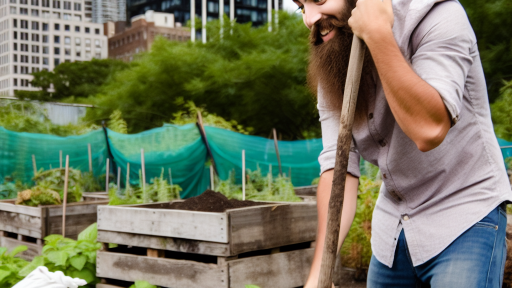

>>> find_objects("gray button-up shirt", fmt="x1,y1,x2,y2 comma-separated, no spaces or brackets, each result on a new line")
318,0,512,267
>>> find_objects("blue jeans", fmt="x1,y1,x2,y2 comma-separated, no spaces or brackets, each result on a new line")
367,204,508,288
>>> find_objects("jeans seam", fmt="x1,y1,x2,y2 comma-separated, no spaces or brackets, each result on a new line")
484,218,499,288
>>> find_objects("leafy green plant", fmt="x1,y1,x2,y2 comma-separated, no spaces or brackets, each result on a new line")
19,223,102,288
129,280,159,288
216,167,301,202
108,110,128,134
491,80,512,141
15,186,62,206
0,246,30,287
34,168,84,203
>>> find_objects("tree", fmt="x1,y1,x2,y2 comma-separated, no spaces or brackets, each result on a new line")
86,12,318,140
16,59,130,101
459,0,512,103
491,80,512,141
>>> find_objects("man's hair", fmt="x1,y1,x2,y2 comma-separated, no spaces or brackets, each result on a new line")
307,0,375,125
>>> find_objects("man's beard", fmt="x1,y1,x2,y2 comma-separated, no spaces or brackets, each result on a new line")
307,5,375,125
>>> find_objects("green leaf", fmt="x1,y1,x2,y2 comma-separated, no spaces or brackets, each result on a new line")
131,280,157,288
44,234,64,244
18,256,44,277
108,243,118,249
70,267,96,283
78,223,97,242
69,254,87,271
46,250,69,266
0,247,7,256
9,245,27,257
245,285,261,288
0,269,11,282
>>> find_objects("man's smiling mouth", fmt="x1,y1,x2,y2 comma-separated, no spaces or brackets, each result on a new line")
320,28,336,42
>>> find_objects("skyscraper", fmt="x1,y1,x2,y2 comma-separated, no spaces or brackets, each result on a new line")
92,0,126,23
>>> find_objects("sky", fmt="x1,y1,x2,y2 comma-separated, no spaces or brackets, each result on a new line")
283,0,299,13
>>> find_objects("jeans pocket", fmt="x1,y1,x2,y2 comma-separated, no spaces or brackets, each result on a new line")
473,221,498,229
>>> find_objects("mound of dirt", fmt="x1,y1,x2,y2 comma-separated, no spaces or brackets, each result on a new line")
169,190,265,212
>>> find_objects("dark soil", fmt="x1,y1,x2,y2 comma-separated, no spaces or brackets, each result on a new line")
169,190,265,212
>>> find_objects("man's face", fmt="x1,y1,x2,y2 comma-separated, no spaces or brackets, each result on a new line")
293,0,347,44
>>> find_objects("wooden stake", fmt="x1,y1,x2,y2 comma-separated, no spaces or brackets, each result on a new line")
126,163,130,188
59,150,62,168
105,159,109,193
117,167,121,188
272,128,283,176
88,143,93,173
318,35,366,288
31,154,37,177
141,149,146,191
242,150,245,201
168,168,173,187
210,165,214,191
268,164,272,191
62,155,69,237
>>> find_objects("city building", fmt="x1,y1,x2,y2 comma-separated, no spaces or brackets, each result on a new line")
126,0,282,28
106,10,190,62
91,0,126,24
0,0,108,96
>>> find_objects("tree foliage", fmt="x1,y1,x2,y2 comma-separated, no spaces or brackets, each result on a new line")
459,0,512,102
491,80,512,141
16,59,130,101
85,13,317,139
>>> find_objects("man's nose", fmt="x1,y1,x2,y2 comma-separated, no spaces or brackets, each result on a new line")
303,4,322,30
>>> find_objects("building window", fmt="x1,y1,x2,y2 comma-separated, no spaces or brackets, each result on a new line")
20,20,28,29
21,44,28,51
21,55,28,63
63,13,70,19
74,14,81,21
52,11,60,18
42,35,48,42
31,45,39,52
64,36,70,44
43,57,48,65
20,8,28,14
54,58,59,66
13,78,17,86
32,56,39,63
20,0,27,4
95,28,99,35
13,31,17,40
85,38,90,46
94,39,100,47
13,43,17,51
10,6,17,14
74,26,79,32
21,32,28,40
64,24,69,31
85,27,89,33
31,0,38,5
42,46,48,53
31,21,39,30
52,0,59,8
31,34,39,41
10,0,16,3
54,35,59,43
41,0,49,6
31,9,38,16
76,51,80,57
65,48,70,55
54,23,59,30
42,10,49,17
95,52,101,58
73,2,80,10
13,19,17,28
13,54,17,62
63,1,70,9
54,47,59,54
75,37,80,45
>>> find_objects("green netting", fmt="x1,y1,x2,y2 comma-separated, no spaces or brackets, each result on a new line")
0,127,108,184
205,126,323,187
107,124,209,198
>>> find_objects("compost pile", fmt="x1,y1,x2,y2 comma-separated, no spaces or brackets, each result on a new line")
170,190,265,212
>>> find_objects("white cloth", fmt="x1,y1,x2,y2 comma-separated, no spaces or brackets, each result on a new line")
13,266,87,288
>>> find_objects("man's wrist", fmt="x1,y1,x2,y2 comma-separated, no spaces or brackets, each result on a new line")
363,26,394,49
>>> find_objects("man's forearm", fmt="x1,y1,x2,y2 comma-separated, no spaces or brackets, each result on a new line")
365,28,450,151
305,170,359,288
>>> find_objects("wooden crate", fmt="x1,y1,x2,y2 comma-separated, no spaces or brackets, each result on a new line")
0,199,108,260
96,201,327,287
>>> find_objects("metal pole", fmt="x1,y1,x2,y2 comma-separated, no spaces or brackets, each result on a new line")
267,0,272,32
191,0,195,42
210,165,214,190
219,0,224,39
202,0,207,43
229,0,234,34
272,128,283,176
141,149,146,191
61,155,69,237
88,143,93,172
273,0,278,30
105,158,109,193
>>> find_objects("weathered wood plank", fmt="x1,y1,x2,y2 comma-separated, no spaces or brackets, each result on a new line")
0,236,42,261
97,230,231,256
0,211,43,238
96,284,123,288
96,251,228,288
47,201,107,216
228,247,314,288
0,202,42,217
228,202,318,255
97,206,229,243
295,185,318,197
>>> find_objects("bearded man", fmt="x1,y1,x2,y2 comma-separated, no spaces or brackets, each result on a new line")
295,0,512,287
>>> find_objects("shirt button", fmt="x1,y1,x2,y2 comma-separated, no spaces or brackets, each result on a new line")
402,215,410,221
379,140,386,147
383,173,387,179
369,113,374,119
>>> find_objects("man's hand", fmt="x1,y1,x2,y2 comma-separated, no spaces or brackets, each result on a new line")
348,0,394,42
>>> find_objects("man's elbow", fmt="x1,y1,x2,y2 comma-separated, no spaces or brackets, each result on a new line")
415,123,450,152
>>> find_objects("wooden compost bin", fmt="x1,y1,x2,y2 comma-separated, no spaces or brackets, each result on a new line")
0,199,108,260
96,201,345,288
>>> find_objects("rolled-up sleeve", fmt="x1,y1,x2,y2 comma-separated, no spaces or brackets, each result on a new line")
317,88,361,177
410,1,476,126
